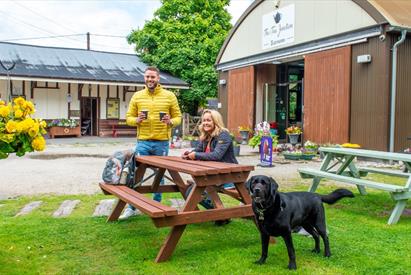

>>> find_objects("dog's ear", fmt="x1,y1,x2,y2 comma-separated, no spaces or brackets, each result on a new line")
245,176,255,193
269,177,279,198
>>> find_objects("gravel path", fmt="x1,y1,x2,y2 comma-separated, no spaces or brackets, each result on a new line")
0,138,322,199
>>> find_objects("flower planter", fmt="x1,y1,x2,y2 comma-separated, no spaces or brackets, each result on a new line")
283,153,301,160
300,154,316,160
239,130,250,145
49,126,81,138
287,134,300,145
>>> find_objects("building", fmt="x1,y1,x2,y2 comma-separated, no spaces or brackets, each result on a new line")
0,42,188,136
216,0,411,151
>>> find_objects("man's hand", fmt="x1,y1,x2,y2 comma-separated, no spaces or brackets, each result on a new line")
161,114,173,125
136,111,146,123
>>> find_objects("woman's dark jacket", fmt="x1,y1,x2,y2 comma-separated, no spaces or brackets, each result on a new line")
193,130,238,164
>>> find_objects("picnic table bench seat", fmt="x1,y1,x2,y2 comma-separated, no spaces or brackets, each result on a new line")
100,183,178,221
299,168,408,193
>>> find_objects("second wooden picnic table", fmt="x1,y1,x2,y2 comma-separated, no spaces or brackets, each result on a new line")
100,156,255,262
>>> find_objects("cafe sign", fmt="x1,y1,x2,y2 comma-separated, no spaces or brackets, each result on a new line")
262,4,295,50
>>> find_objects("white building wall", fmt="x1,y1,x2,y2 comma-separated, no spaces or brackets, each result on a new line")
220,0,378,63
32,81,68,119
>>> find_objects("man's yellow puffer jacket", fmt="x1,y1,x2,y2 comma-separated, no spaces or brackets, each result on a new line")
126,85,181,141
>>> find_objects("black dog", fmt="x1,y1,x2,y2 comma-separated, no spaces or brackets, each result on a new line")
246,175,354,270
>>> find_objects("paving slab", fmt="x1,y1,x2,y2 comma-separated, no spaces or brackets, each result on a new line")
93,199,116,217
53,200,80,217
16,201,42,216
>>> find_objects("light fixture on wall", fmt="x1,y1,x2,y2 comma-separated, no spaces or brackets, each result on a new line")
357,54,372,64
219,79,227,85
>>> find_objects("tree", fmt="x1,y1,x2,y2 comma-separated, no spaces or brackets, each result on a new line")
128,0,232,114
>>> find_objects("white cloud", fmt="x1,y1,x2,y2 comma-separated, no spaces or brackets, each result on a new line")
0,0,252,54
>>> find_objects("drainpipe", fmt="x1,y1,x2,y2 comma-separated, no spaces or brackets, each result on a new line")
389,29,407,152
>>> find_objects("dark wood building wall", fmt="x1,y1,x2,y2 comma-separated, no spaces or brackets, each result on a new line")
394,34,411,151
350,36,391,151
227,66,255,132
304,46,351,144
218,71,229,124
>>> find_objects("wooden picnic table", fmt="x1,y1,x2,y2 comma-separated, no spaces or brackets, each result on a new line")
100,156,255,262
298,147,411,224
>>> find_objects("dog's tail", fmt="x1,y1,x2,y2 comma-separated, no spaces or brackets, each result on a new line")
320,188,354,204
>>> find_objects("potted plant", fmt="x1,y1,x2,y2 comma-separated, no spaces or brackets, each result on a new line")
238,125,251,145
0,97,47,159
285,125,302,145
48,118,81,138
248,121,278,151
282,150,303,160
303,140,318,154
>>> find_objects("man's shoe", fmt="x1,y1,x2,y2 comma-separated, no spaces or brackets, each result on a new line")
119,208,138,220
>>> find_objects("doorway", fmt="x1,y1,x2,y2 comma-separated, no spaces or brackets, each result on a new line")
80,97,99,136
263,61,304,141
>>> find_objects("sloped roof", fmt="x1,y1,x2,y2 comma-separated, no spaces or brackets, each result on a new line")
0,42,189,88
369,0,411,29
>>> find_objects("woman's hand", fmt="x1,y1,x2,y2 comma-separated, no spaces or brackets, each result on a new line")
187,152,196,160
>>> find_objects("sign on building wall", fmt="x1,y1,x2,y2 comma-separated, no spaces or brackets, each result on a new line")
106,98,119,119
262,4,295,50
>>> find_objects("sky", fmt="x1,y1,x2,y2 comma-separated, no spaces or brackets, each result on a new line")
0,0,253,54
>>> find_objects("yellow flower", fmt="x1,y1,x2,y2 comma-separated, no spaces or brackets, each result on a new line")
14,97,25,106
31,136,46,151
14,109,23,118
5,120,18,133
19,118,34,132
39,120,47,129
28,124,39,137
0,133,15,143
24,101,35,115
0,105,11,118
0,100,5,106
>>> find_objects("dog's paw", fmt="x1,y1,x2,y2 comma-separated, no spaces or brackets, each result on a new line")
288,262,297,270
311,248,320,254
254,258,266,265
324,252,331,258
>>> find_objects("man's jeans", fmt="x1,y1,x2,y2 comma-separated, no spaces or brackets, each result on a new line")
128,140,169,211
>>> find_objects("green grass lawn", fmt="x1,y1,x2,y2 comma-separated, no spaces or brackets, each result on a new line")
1,179,410,274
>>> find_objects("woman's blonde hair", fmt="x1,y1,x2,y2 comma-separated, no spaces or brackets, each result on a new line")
198,109,228,141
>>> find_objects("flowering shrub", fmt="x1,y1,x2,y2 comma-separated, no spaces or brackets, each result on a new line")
48,118,79,128
248,121,278,149
238,125,251,132
285,125,302,135
0,97,47,159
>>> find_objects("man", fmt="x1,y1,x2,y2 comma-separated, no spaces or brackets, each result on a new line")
120,66,182,220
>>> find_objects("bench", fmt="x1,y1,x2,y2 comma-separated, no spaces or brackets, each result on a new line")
100,183,178,221
108,121,136,137
298,147,411,225
299,168,408,193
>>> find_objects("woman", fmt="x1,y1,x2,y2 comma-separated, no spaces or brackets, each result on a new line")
182,109,237,225
183,109,237,165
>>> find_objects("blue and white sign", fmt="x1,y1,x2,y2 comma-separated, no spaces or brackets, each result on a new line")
262,4,295,50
